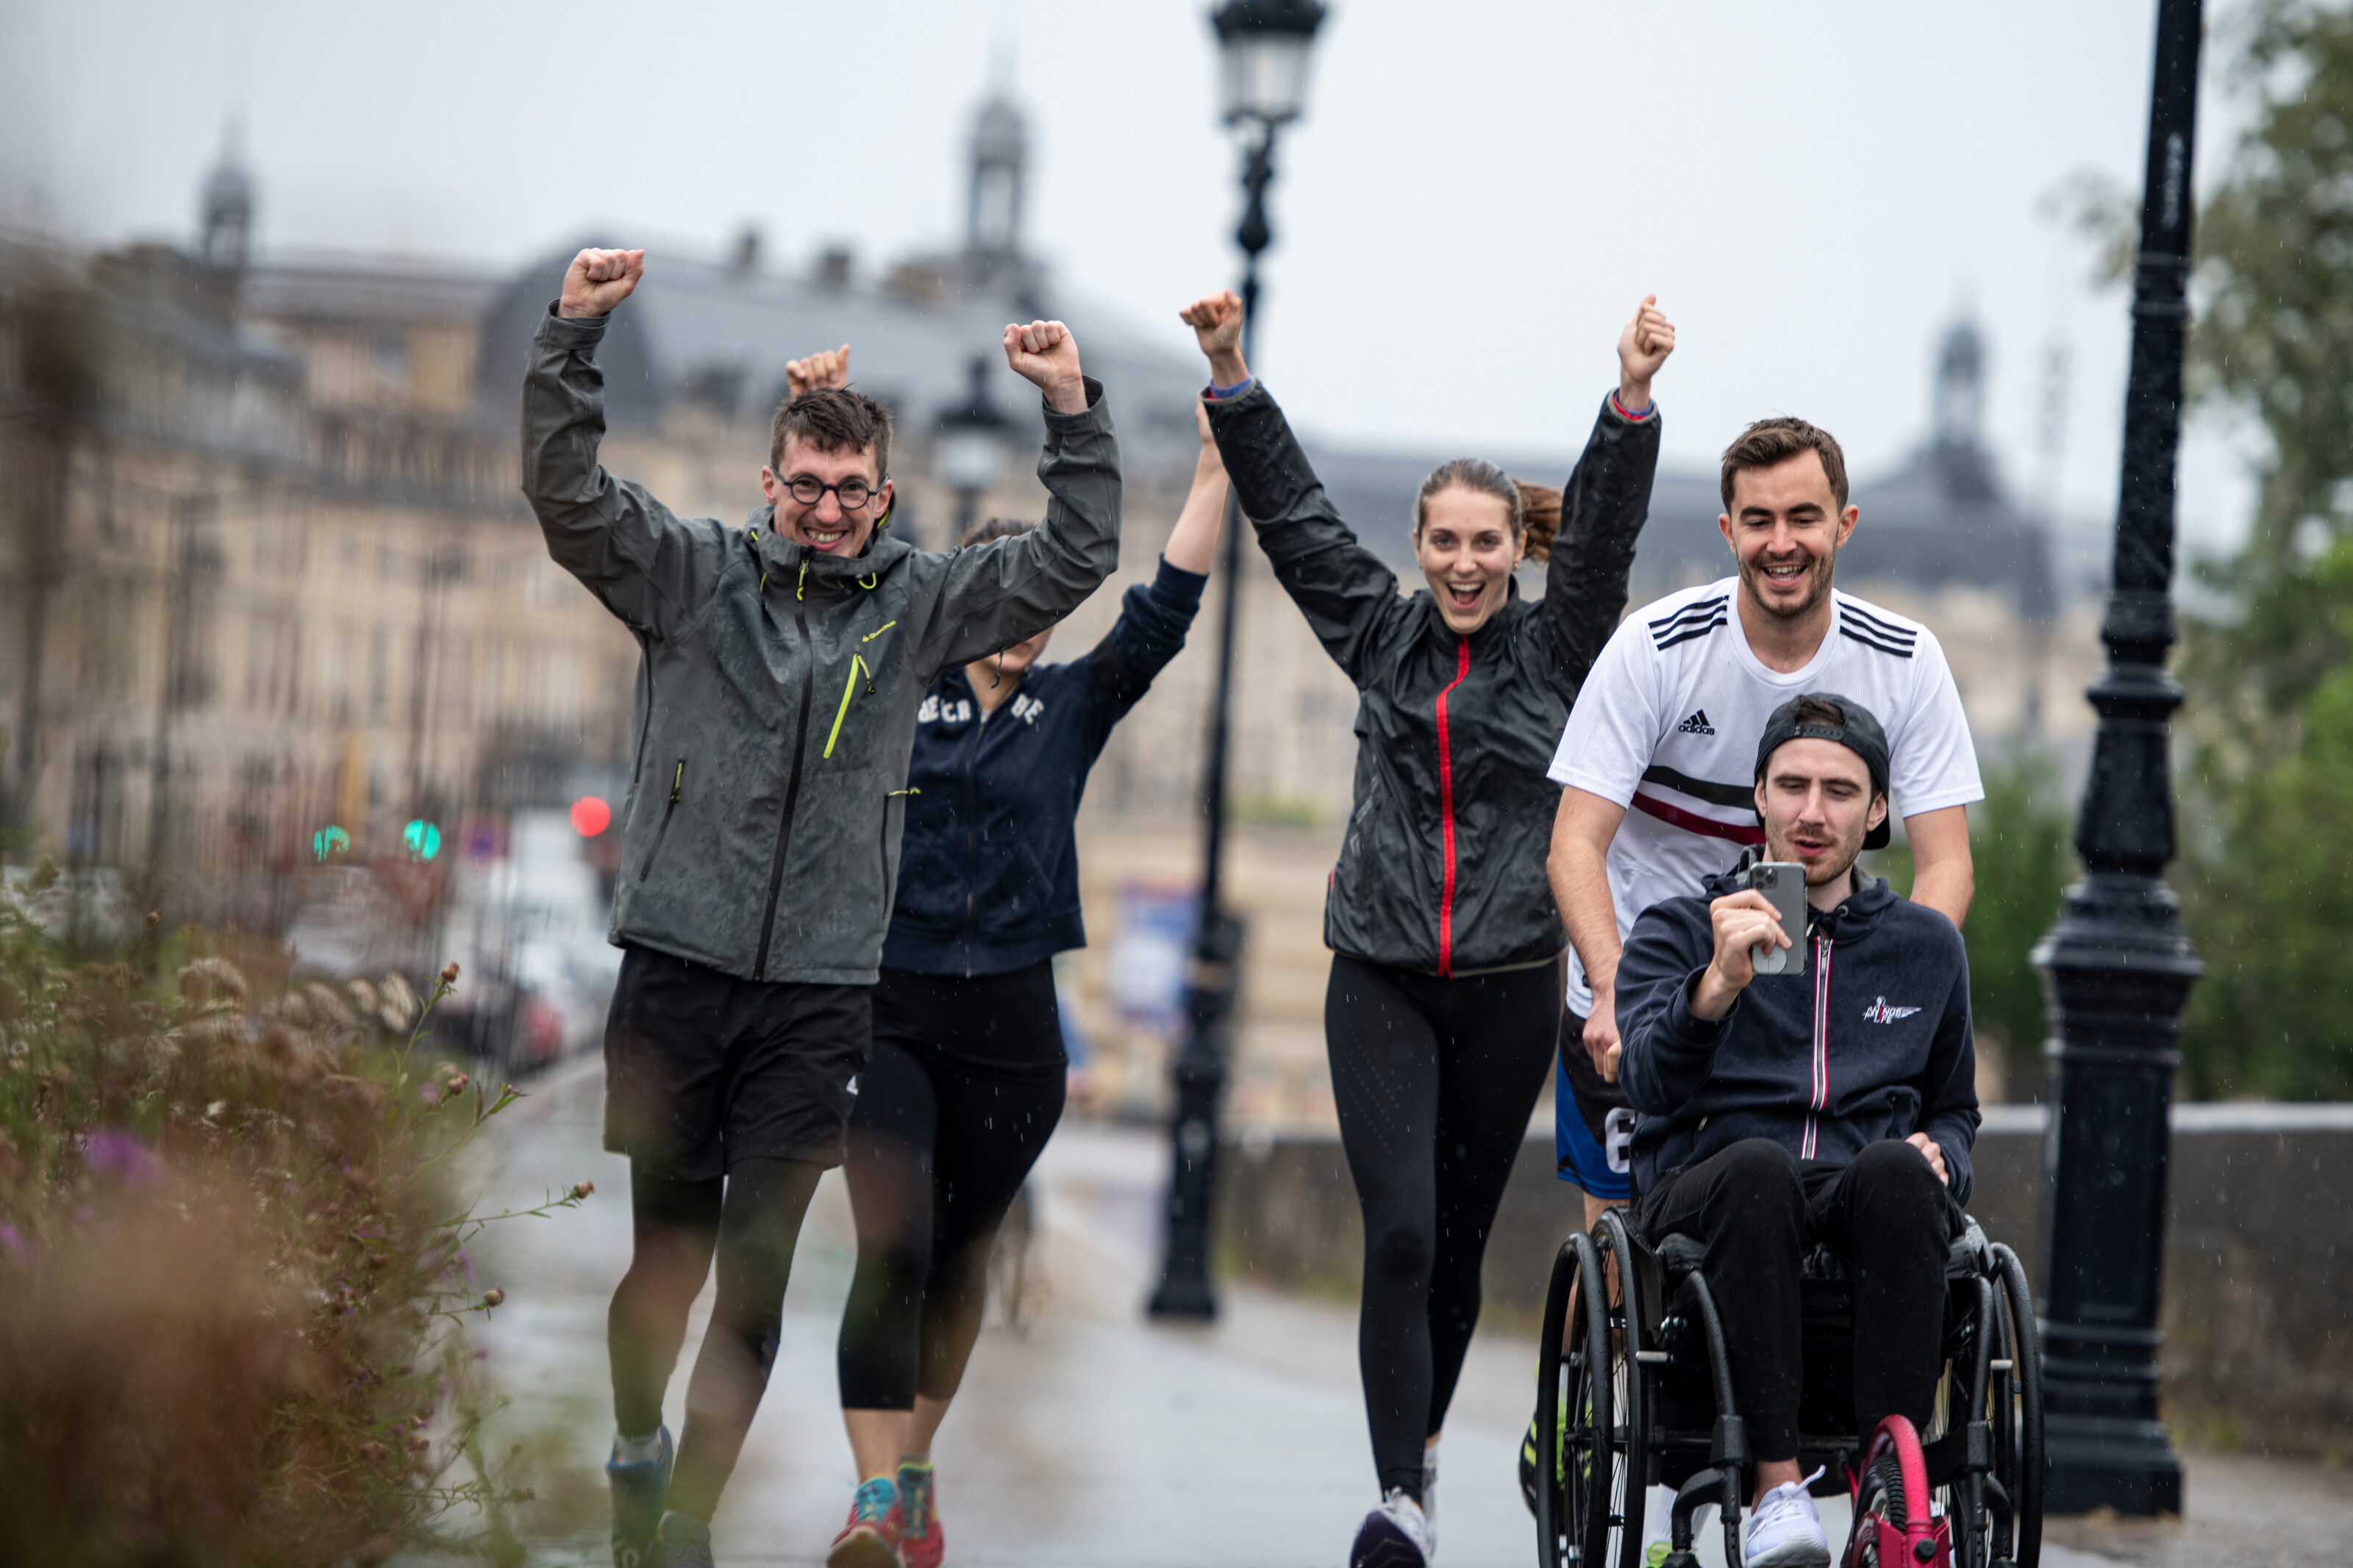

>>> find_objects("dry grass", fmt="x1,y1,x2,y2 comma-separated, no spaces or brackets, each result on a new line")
0,870,588,1565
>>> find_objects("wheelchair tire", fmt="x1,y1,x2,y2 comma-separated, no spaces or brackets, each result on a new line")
1843,1415,1948,1568
1535,1222,1648,1568
1988,1243,2044,1568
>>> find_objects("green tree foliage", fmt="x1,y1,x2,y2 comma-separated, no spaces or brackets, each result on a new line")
2177,540,2353,1099
1874,754,2075,1103
1962,757,2077,1099
2159,1,2353,1097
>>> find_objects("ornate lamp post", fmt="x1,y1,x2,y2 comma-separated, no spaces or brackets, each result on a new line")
2029,0,2204,1517
1148,0,1327,1321
934,354,1010,545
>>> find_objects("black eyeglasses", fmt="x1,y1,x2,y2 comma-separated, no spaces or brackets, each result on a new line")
782,474,885,511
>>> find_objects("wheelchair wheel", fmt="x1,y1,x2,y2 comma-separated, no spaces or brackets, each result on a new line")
1843,1415,1949,1568
1535,1222,1647,1568
1987,1243,2044,1568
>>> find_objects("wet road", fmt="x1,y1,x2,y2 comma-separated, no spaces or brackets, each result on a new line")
468,1056,2349,1568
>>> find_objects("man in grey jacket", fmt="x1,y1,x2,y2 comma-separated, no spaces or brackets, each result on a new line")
525,247,1121,1568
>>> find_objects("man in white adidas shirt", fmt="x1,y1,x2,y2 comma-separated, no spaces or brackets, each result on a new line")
1544,415,1981,1225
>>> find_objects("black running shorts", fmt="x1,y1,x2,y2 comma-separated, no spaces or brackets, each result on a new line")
602,945,871,1181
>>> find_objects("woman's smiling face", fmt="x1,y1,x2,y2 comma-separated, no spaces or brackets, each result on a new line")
1414,484,1524,634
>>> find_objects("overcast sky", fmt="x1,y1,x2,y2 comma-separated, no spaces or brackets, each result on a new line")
1,0,2263,561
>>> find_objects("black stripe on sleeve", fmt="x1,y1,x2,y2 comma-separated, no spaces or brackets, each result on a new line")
1648,594,1729,633
1653,611,1729,651
1838,601,1920,645
1838,625,1916,659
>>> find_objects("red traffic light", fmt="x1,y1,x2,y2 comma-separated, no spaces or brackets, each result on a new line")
570,796,613,837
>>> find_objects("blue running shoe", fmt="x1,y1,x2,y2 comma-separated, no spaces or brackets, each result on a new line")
651,1511,714,1568
607,1427,674,1568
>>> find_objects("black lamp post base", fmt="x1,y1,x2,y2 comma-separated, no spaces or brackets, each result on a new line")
2044,1417,2183,1517
1146,1275,1220,1321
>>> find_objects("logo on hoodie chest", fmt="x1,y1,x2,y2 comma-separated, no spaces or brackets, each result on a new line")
1861,996,1922,1023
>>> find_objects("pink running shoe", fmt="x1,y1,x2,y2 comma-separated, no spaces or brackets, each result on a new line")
826,1477,902,1568
896,1460,943,1568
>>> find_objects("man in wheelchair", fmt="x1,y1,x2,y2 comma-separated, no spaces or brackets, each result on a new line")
1614,692,1979,1568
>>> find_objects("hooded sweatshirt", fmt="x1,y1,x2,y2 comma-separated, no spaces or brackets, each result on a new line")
1614,855,1980,1202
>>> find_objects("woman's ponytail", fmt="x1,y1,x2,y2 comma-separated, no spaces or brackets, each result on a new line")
1515,482,1563,563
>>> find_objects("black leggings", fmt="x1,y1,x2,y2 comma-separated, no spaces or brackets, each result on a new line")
1325,953,1562,1500
1635,1137,1962,1461
835,963,1067,1411
607,1155,825,1522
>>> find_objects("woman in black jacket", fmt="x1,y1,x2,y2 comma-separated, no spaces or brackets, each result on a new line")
1180,290,1673,1568
821,373,1232,1568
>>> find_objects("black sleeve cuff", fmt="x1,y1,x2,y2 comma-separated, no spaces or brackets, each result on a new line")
1150,556,1209,612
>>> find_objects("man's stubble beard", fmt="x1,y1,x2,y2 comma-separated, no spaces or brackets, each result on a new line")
1740,540,1838,624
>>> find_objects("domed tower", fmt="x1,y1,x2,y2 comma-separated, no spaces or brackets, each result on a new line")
199,121,256,274
1932,318,1985,451
965,95,1026,269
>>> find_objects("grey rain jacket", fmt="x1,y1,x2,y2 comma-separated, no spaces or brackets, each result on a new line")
1203,382,1660,976
1614,857,1980,1202
521,307,1122,984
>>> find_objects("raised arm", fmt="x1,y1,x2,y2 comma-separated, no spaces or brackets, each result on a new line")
523,247,722,640
1180,290,1402,684
1077,404,1229,731
1613,898,1733,1118
921,321,1123,672
1531,296,1672,698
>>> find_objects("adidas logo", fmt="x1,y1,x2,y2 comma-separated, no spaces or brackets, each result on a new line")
1861,997,1922,1024
1674,709,1716,736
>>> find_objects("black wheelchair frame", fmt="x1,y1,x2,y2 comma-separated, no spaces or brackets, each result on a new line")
1534,1206,2044,1568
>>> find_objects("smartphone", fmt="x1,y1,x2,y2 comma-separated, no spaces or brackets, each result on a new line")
1743,861,1807,977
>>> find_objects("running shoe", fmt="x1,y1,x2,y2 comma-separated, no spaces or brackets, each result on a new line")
827,1476,903,1568
1742,1475,1831,1568
649,1511,714,1568
1421,1447,1438,1554
896,1459,943,1568
1349,1488,1434,1568
606,1425,674,1568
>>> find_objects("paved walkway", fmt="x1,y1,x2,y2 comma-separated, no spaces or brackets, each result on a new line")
468,1056,2345,1567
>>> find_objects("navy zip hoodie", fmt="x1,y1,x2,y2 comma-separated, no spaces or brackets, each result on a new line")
1615,859,1981,1203
880,557,1205,977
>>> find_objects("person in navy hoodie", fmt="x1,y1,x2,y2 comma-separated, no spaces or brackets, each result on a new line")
1614,692,1979,1568
811,348,1232,1568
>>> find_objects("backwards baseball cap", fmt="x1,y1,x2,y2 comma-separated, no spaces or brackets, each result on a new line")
1754,692,1893,850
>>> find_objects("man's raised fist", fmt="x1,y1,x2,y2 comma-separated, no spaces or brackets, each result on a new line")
560,248,646,319
787,343,851,396
1178,290,1249,390
1001,320,1088,415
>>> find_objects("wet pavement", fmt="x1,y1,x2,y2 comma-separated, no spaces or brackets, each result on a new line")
468,1055,2348,1567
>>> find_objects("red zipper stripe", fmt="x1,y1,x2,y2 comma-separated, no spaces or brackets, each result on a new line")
1434,639,1474,978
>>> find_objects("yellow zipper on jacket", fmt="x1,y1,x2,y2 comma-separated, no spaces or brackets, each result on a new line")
824,654,874,759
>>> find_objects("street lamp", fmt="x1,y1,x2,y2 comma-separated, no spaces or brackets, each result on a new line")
2029,0,2204,1517
934,354,1010,545
1148,0,1328,1322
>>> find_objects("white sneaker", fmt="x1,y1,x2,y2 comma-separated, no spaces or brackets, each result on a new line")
1349,1487,1435,1567
1421,1447,1438,1553
1743,1475,1832,1568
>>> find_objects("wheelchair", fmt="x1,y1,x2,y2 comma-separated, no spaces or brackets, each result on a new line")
1533,1202,2043,1568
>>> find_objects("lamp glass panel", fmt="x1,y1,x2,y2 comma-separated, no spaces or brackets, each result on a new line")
1220,34,1312,123
938,429,1005,491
